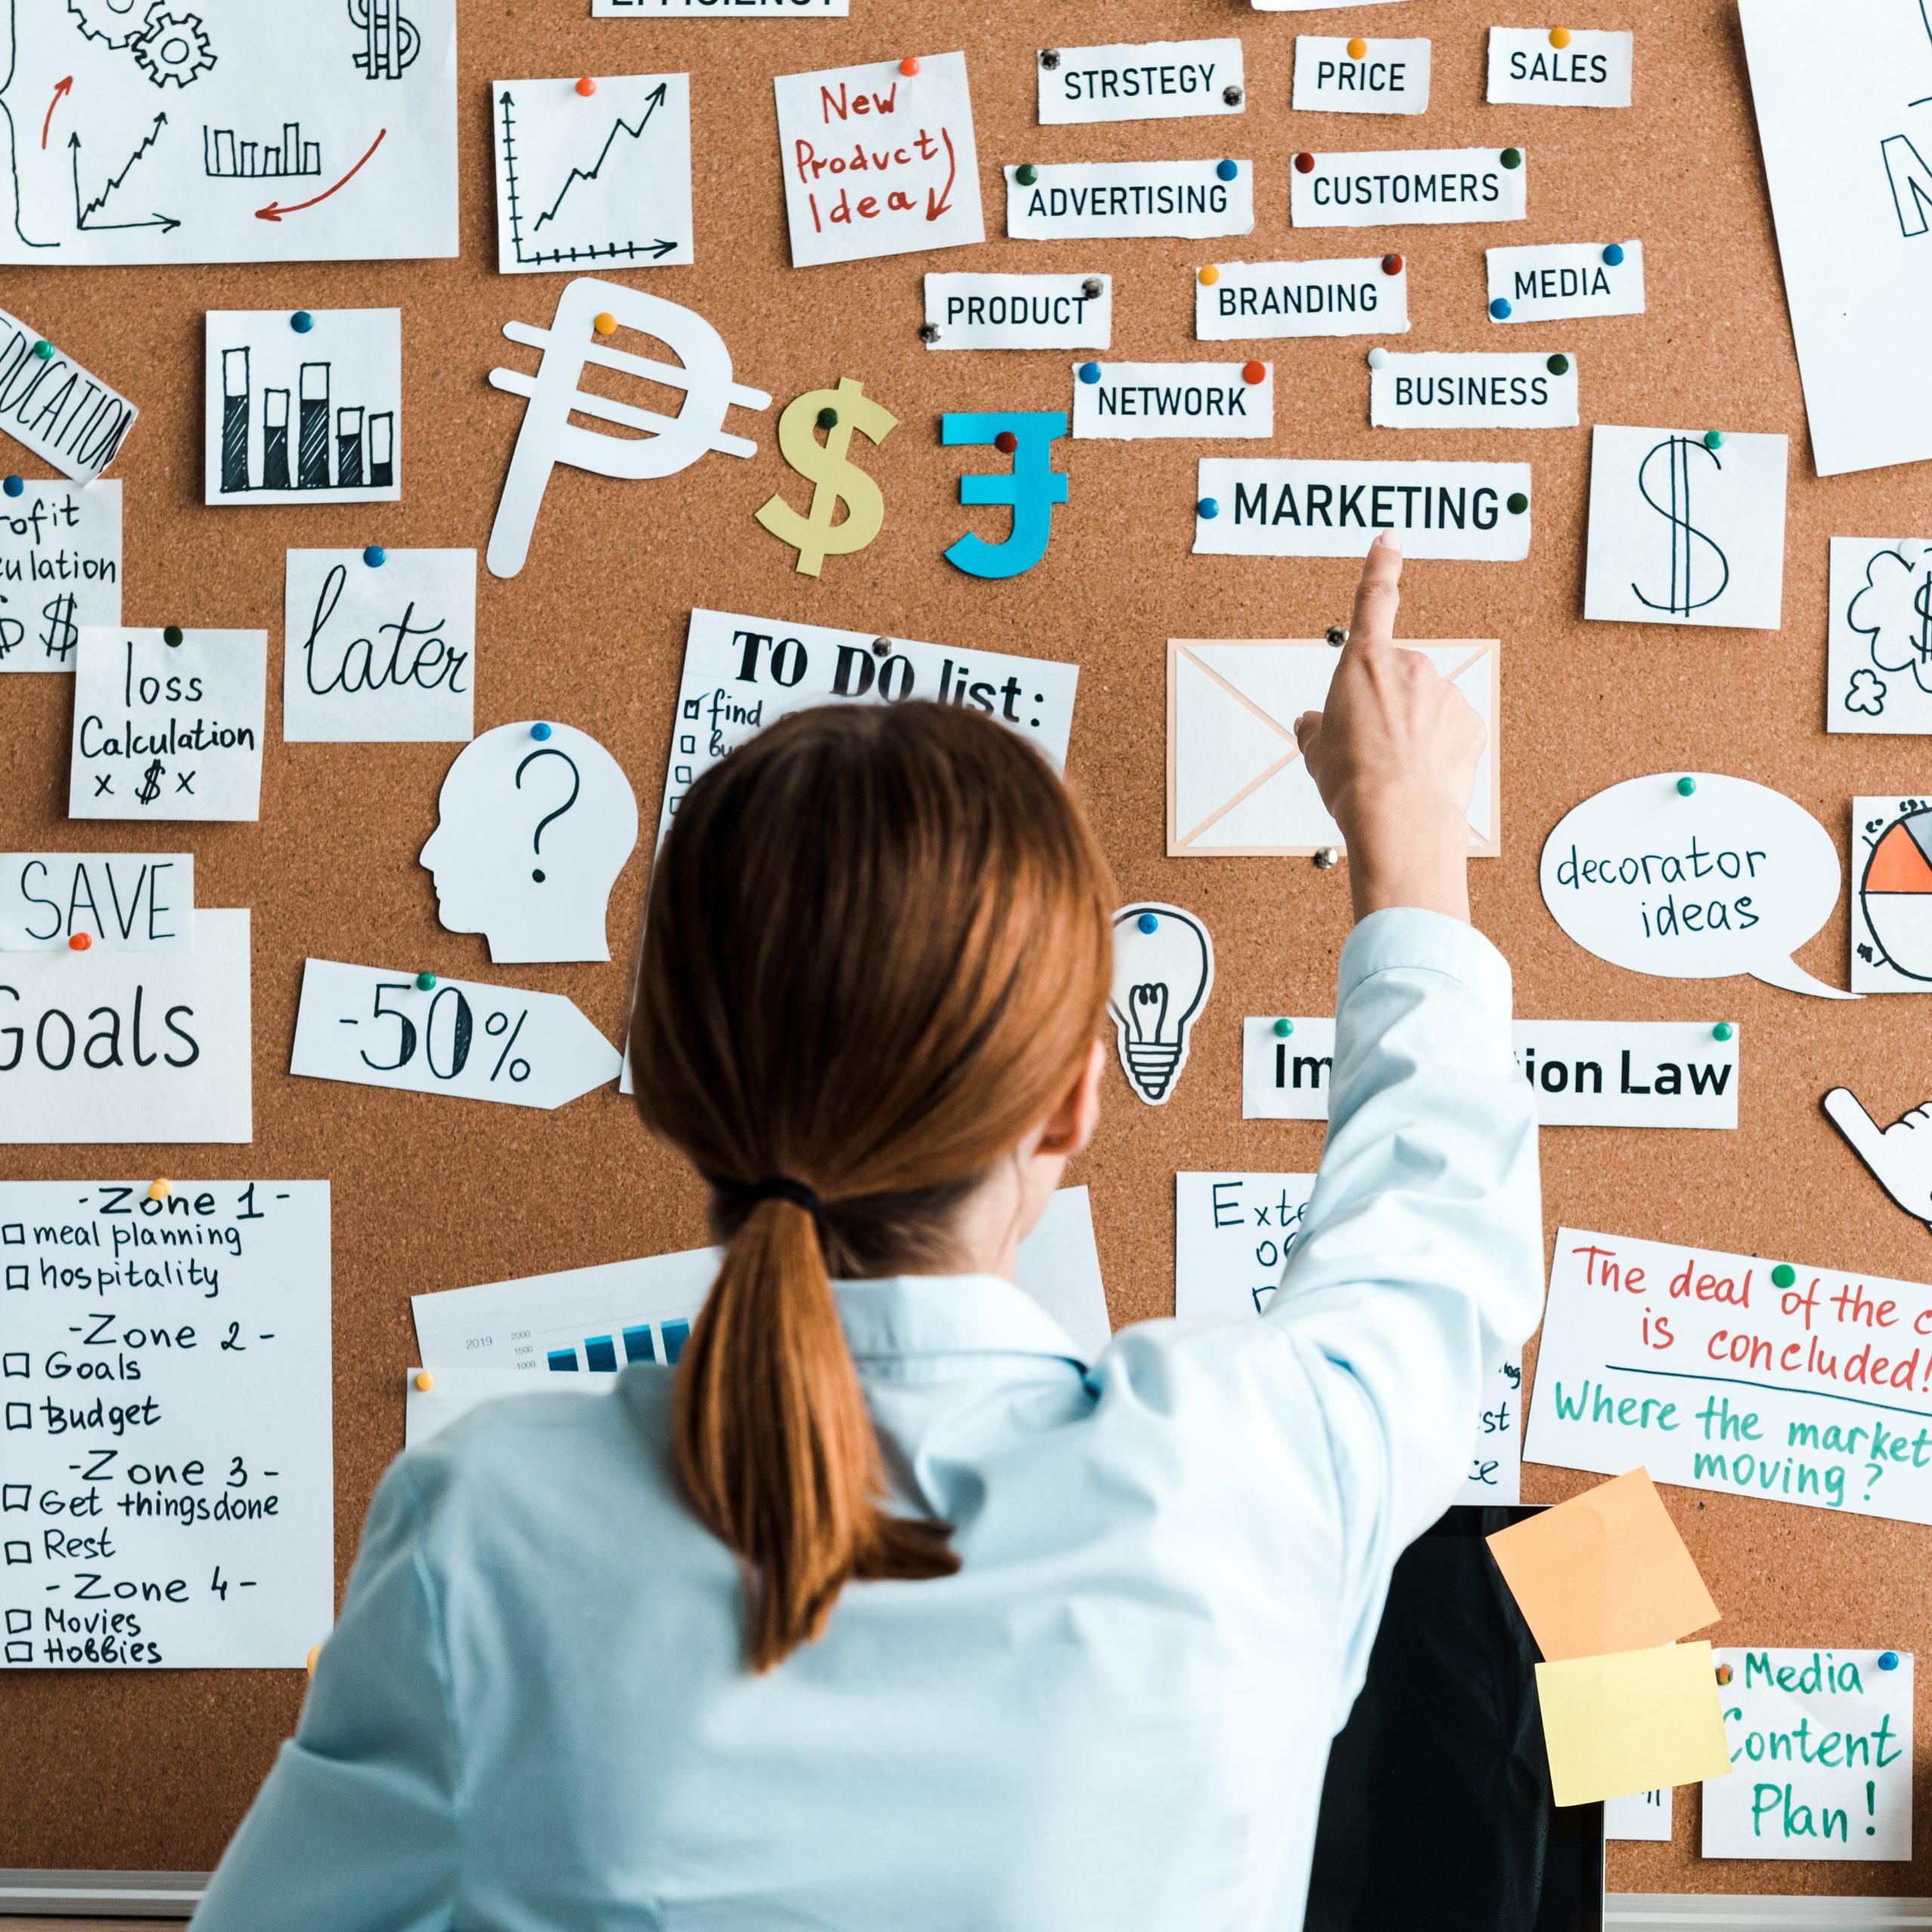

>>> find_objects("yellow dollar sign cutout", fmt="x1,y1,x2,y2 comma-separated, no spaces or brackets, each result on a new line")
754,376,898,577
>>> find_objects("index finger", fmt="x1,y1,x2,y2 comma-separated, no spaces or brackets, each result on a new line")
1346,532,1404,653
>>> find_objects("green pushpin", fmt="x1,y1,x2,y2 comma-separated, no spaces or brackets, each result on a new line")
1500,147,1523,169
1016,163,1038,185
1712,1022,1734,1041
1506,491,1529,515
1703,429,1724,450
162,624,183,647
1546,353,1570,375
1273,1017,1294,1037
415,971,437,991
1771,1263,1796,1289
31,339,54,361
1677,775,1697,796
817,406,839,430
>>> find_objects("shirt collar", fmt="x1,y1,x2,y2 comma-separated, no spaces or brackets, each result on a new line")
832,1275,1088,1371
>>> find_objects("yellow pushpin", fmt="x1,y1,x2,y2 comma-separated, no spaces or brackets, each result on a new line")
147,1178,171,1202
1198,264,1220,286
1549,26,1572,47
306,1643,323,1675
414,1370,435,1393
1346,35,1367,58
592,311,618,337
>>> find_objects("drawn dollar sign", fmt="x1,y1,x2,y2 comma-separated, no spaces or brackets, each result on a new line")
1631,434,1730,617
754,377,898,578
135,758,165,805
38,592,78,666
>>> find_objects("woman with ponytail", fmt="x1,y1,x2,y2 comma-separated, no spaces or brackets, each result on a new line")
197,537,1542,1932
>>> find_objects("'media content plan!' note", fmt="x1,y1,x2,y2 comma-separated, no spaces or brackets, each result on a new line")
0,1183,331,1669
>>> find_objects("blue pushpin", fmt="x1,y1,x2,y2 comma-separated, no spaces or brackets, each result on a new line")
2,475,21,498
1601,242,1626,266
1489,297,1512,319
1215,158,1238,182
1879,1651,1900,1671
531,721,553,741
1137,912,1158,935
291,310,315,334
1078,361,1101,384
1197,497,1219,519
363,545,385,568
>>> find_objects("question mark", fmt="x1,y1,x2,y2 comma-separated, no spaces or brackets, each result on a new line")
516,746,580,884
1865,1456,1884,1500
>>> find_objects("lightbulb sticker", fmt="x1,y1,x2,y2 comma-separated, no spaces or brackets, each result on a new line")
1109,903,1215,1106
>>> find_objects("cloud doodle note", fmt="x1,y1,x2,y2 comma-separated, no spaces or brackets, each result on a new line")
420,721,639,964
493,73,692,274
0,308,137,481
1828,539,1932,731
0,0,457,265
0,478,119,672
1109,903,1214,1106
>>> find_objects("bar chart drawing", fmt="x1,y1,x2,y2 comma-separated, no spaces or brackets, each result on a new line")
203,123,324,180
546,1317,691,1372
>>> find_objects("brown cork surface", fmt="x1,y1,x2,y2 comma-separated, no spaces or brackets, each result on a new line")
2,0,1928,1898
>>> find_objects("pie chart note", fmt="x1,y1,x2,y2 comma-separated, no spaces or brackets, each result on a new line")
1861,811,1932,982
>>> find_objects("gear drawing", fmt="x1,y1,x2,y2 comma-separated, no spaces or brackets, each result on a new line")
65,0,153,51
129,9,217,88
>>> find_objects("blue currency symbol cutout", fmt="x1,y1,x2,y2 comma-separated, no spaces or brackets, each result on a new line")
942,411,1069,580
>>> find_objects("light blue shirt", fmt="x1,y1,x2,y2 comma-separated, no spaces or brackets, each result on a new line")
193,909,1542,1932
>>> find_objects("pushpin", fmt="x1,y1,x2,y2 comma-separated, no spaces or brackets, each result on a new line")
1771,1263,1797,1288
363,545,385,568
291,311,314,334
1676,774,1697,796
1198,265,1220,286
148,1178,171,1202
415,971,436,991
1546,352,1570,374
1712,1021,1734,1041
1137,912,1159,935
576,76,596,97
1313,848,1342,870
918,322,940,343
1601,242,1626,266
1016,164,1038,186
1879,1651,1900,1671
307,1643,323,1675
531,721,552,740
1506,491,1529,515
816,405,839,429
1196,497,1219,519
1039,49,1061,70
1078,361,1101,384
2,475,21,497
1703,429,1724,450
1367,346,1389,370
1500,147,1523,169
1294,152,1315,174
899,55,921,76
1490,297,1512,319
1715,1663,1733,1685
69,931,91,952
1223,84,1243,106
162,624,184,646
1215,158,1238,183
994,429,1019,454
1241,360,1266,386
32,339,53,361
1081,276,1103,298
593,312,618,337
1380,252,1403,275
1549,26,1572,48
1325,625,1348,646
1346,36,1367,58
870,636,891,657
414,1370,436,1392
1273,1018,1294,1038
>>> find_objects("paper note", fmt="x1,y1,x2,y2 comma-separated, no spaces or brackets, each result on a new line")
1176,1172,1521,1501
1037,39,1242,125
1290,148,1527,228
414,1186,1112,1375
1071,362,1272,441
1487,1469,1719,1663
1370,352,1578,430
1487,243,1644,323
1168,638,1498,857
420,723,638,964
594,0,847,14
493,74,691,274
1605,1789,1673,1841
1739,0,1932,476
1526,1228,1932,1525
403,1363,611,1447
656,608,1078,843
1006,161,1254,241
0,1180,330,1669
0,480,120,674
1827,540,1932,733
1487,29,1633,106
774,52,983,268
1585,426,1788,629
0,854,192,952
289,959,621,1109
1195,460,1531,560
1291,38,1430,114
1110,906,1213,1108
0,909,249,1143
1195,257,1408,340
69,628,266,823
1243,1018,1738,1128
1540,772,1851,1001
0,0,457,266
0,310,137,483
205,308,399,506
1254,0,1414,10
1705,1650,1912,1860
1537,1642,1732,1807
923,274,1111,350
1851,795,1932,991
283,549,473,743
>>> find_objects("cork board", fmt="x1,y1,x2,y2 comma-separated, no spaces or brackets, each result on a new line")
2,0,1927,1901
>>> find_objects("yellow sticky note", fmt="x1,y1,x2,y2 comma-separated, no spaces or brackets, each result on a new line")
1487,1468,1718,1662
1535,1641,1734,1807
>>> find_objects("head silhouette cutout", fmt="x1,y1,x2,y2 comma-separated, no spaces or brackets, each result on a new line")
420,721,639,963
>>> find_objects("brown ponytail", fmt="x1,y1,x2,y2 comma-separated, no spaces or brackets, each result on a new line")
632,703,1113,1669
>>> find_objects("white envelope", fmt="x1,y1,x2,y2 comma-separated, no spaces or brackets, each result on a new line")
1167,638,1500,857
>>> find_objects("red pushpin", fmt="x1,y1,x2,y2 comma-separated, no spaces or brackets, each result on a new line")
1381,253,1404,275
900,55,921,76
995,429,1018,454
575,76,596,97
1294,152,1316,174
1241,361,1266,386
68,931,91,952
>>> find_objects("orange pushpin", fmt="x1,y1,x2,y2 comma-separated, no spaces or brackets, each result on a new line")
1198,264,1220,286
575,76,596,97
414,1371,436,1393
1241,360,1267,385
1715,1663,1733,1685
68,931,91,952
899,56,921,76
147,1178,171,1202
593,312,617,337
307,1643,323,1675
1346,36,1367,58
1549,26,1572,48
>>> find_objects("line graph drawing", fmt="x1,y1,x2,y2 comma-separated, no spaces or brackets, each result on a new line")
69,113,180,231
493,73,692,275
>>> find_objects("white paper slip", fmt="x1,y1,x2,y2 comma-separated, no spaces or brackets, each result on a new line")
494,75,693,275
1705,1651,1912,1860
414,1186,1112,1373
1290,147,1527,227
1037,39,1243,125
0,910,250,1144
1242,1018,1737,1128
1605,1790,1673,1843
1169,638,1499,857
1583,426,1789,630
0,0,457,266
1827,540,1932,734
1487,28,1633,106
0,481,121,674
1525,1228,1932,1527
69,629,266,823
1072,362,1272,441
1006,161,1254,241
1291,38,1430,115
1195,460,1531,560
595,0,846,11
205,309,400,506
657,609,1078,842
1487,242,1644,323
1851,796,1932,993
0,312,137,484
283,549,475,743
290,960,621,1110
922,274,1112,350
0,854,192,952
1196,257,1408,340
774,53,984,269
1371,352,1578,429
1253,0,1414,9
0,1181,330,1670
1175,1171,1521,1501
404,1365,614,1448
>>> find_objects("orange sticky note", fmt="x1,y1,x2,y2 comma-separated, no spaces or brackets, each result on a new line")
1536,1641,1733,1807
1486,1468,1718,1662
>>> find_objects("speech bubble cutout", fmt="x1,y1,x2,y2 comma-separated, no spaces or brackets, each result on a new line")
1540,772,1857,1001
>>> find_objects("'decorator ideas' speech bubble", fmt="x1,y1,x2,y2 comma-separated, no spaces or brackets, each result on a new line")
1540,772,1856,1001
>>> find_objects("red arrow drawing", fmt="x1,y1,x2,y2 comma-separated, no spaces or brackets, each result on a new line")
925,125,955,223
256,127,386,222
42,76,72,151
